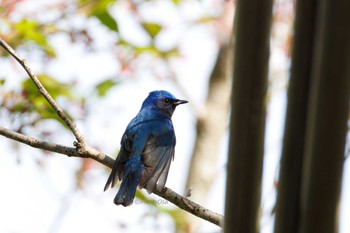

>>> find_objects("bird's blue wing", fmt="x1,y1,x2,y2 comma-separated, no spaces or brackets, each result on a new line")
139,129,176,193
104,132,132,191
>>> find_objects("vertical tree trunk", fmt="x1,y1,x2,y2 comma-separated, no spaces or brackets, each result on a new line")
274,0,317,232
224,0,273,232
300,0,350,232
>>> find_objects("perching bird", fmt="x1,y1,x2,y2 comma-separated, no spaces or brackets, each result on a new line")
104,90,188,206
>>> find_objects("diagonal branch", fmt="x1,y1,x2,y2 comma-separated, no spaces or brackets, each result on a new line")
0,38,224,227
0,38,88,151
154,187,224,226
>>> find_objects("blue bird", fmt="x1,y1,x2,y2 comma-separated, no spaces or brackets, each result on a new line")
104,90,188,206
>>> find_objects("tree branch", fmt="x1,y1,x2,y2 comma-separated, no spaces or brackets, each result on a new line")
0,38,224,227
0,126,114,167
0,38,88,151
154,187,224,226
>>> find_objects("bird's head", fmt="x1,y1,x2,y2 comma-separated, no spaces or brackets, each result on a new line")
141,90,188,117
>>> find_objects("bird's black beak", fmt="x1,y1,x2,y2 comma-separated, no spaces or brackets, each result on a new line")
174,99,188,106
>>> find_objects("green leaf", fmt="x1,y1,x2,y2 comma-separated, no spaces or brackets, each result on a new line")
78,0,118,32
15,19,56,57
172,0,181,5
94,11,118,32
22,74,73,100
12,102,32,113
117,39,179,58
81,0,115,12
134,45,160,55
161,48,180,58
142,22,162,39
197,16,217,24
0,79,5,85
21,75,75,127
95,78,118,97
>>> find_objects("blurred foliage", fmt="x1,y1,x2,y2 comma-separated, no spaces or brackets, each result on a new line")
118,39,180,58
22,75,73,100
135,190,188,231
15,19,56,57
1,74,76,129
0,4,57,57
95,78,119,97
0,0,220,131
78,0,119,32
21,75,75,124
142,22,162,39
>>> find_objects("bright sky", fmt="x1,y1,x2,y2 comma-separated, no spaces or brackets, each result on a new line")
0,0,349,233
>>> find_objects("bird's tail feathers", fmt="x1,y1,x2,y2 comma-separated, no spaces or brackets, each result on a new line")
104,174,113,192
104,162,119,191
114,156,144,207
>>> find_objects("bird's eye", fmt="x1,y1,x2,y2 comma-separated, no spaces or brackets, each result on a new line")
163,98,171,104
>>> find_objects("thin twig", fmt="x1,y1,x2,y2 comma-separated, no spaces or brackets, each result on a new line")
0,38,224,227
0,38,88,151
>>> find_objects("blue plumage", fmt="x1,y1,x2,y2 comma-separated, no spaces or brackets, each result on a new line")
104,90,188,206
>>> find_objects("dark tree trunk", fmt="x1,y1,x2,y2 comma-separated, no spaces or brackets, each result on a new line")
224,0,273,232
299,0,350,232
274,0,317,232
